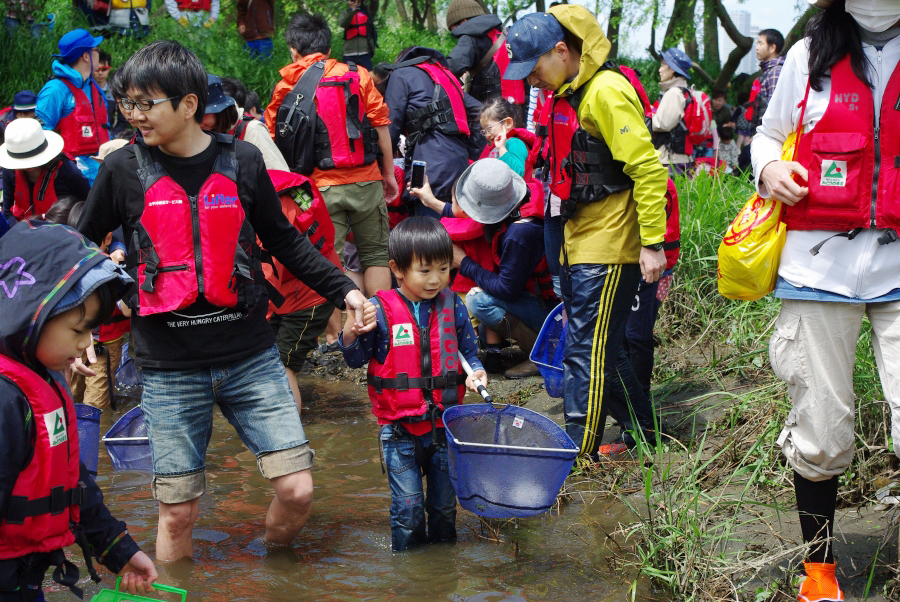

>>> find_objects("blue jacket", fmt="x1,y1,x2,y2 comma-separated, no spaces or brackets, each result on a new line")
36,61,107,133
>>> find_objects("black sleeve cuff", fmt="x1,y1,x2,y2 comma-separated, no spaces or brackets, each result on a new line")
97,532,140,575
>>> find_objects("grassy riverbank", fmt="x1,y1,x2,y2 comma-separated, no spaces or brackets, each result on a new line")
587,172,900,601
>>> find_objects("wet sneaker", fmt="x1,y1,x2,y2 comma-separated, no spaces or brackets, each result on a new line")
798,562,843,602
317,341,340,354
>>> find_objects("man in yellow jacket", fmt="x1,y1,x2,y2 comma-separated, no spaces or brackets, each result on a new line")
505,5,668,460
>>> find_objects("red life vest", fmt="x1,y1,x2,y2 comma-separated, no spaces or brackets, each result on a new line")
788,56,900,231
486,28,525,105
404,59,471,146
264,170,338,314
344,10,368,40
12,159,61,221
441,217,495,293
176,0,210,11
547,84,633,215
56,79,109,157
97,309,130,343
366,289,466,422
664,178,680,270
133,135,260,315
0,355,82,559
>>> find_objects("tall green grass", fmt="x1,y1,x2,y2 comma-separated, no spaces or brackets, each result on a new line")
595,172,900,600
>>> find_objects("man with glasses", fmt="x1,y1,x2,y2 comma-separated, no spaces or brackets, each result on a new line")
36,29,110,184
78,40,373,563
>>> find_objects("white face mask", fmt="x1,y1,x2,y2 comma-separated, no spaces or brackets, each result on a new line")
845,0,900,33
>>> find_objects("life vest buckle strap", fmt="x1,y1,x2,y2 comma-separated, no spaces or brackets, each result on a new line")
4,483,86,523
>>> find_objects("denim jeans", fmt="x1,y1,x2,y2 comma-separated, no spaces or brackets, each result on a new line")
142,346,314,503
465,289,550,335
543,214,563,297
379,425,457,551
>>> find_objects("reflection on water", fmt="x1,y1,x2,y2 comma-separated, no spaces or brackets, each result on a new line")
48,379,647,601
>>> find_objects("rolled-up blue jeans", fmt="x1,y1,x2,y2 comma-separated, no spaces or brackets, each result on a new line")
465,289,550,335
379,425,457,551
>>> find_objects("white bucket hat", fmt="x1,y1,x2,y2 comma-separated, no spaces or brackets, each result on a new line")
0,118,65,170
454,158,528,225
807,0,833,7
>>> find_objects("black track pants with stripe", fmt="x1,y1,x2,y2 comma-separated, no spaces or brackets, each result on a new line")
560,263,643,455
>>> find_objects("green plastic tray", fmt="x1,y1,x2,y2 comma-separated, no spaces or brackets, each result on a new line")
90,577,186,602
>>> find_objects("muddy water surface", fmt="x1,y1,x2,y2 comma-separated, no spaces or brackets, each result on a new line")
49,379,644,601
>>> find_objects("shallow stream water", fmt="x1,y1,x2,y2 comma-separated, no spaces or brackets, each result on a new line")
48,379,646,601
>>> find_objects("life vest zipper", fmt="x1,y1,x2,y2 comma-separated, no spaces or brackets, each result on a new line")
871,125,880,227
157,264,189,273
189,195,204,294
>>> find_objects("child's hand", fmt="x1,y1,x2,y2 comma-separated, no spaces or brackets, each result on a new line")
466,369,488,392
407,175,433,201
451,243,467,269
493,128,508,153
118,551,158,595
355,300,377,334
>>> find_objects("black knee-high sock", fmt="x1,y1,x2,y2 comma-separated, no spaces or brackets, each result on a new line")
794,471,839,564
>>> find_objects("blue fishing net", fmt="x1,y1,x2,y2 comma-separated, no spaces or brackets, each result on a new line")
530,303,567,398
113,342,142,404
75,403,101,476
103,406,152,471
444,403,577,518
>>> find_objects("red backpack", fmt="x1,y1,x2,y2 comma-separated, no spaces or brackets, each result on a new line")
681,86,712,147
274,60,379,175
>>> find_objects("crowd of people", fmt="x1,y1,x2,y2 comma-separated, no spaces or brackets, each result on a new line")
0,0,894,600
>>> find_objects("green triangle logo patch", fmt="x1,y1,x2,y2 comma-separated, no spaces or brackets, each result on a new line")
53,413,65,435
392,323,415,346
820,160,848,187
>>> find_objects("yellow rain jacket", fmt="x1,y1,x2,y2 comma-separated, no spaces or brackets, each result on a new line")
548,4,668,265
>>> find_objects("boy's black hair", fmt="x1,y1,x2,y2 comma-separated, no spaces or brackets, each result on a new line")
736,91,750,105
388,216,453,273
117,40,207,123
719,126,734,141
108,68,124,100
220,77,248,108
711,88,727,100
245,89,262,113
285,14,332,57
758,28,785,55
97,49,112,66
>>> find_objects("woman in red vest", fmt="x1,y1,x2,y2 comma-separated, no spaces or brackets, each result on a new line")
0,119,90,230
753,0,900,598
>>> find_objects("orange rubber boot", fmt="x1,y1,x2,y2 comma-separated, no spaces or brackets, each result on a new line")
798,562,843,602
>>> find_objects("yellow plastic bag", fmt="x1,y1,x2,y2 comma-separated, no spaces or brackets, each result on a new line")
717,132,797,301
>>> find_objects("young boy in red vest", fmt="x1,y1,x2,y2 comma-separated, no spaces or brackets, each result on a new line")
77,40,374,562
340,217,486,551
0,221,156,600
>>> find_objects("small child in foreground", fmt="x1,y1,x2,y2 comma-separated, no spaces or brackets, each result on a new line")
340,217,487,551
0,221,156,600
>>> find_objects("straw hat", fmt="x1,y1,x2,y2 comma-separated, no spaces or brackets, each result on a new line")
454,158,527,225
93,138,129,161
0,118,65,170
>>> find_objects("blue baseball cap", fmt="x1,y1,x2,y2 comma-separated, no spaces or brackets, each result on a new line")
53,29,103,64
503,12,565,81
661,48,692,80
205,75,236,114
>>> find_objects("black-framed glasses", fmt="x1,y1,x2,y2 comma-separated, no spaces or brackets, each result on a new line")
118,95,182,112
